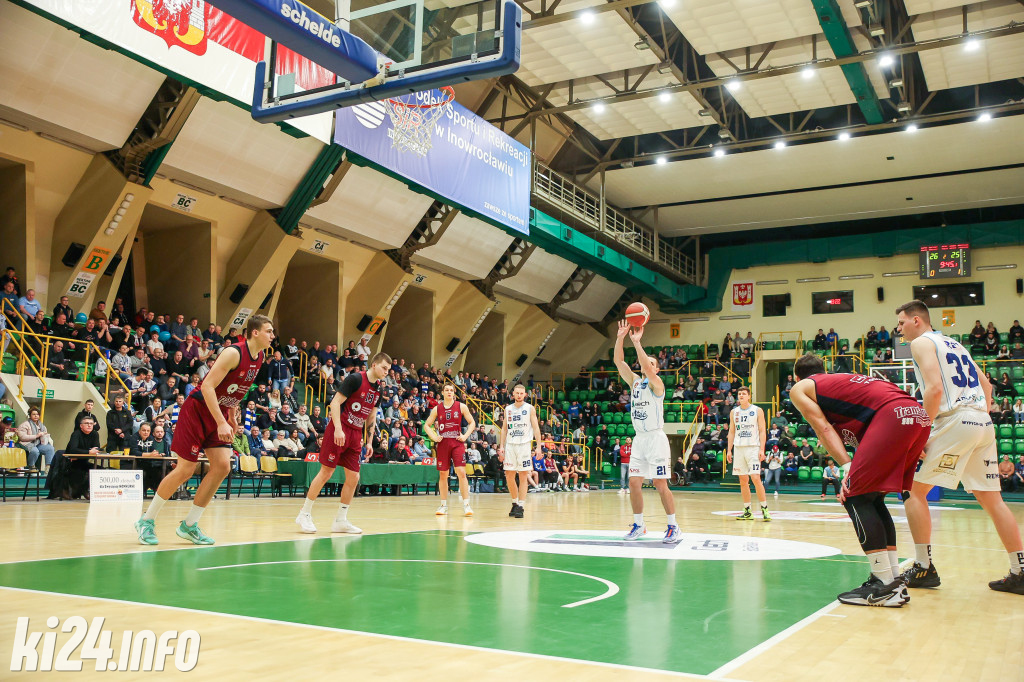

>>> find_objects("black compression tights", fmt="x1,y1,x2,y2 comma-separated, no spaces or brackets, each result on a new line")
843,492,896,554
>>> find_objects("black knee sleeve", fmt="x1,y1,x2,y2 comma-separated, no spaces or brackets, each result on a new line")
873,493,897,547
843,492,888,553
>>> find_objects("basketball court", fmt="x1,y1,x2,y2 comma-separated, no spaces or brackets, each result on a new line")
3,491,1022,679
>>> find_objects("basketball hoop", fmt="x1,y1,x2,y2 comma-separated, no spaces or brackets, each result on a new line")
383,86,455,156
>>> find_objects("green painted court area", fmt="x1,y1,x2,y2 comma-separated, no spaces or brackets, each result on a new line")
0,531,867,675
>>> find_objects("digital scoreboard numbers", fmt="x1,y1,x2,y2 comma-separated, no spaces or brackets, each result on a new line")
920,243,970,279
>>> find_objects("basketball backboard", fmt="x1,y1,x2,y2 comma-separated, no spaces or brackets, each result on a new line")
209,0,521,123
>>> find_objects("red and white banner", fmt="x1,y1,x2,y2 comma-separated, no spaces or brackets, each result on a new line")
21,0,335,141
732,282,754,311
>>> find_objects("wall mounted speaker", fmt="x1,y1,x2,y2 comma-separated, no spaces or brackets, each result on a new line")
229,284,249,304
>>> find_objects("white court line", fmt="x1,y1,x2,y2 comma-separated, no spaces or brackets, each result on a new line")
0,585,723,680
198,558,619,609
707,600,840,680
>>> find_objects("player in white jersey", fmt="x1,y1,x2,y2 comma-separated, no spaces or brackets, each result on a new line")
613,319,681,544
498,384,541,519
896,300,1023,594
727,386,771,521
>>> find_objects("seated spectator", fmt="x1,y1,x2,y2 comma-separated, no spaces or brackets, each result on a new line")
109,344,133,383
877,326,890,344
968,320,985,346
812,328,827,350
130,369,157,411
740,331,756,354
821,460,841,498
411,435,431,463
257,407,278,436
53,417,101,499
798,440,815,468
999,458,1018,493
303,434,323,459
997,345,1011,361
152,424,170,455
997,372,1015,398
47,340,74,380
157,375,180,404
1014,398,1024,424
53,295,73,323
129,422,163,491
685,451,707,483
129,348,151,374
294,404,313,442
196,357,216,381
387,436,411,463
275,403,298,436
262,430,279,457
984,331,999,354
277,430,301,458
672,455,688,486
783,453,799,484
75,400,100,432
1008,320,1024,345
17,406,55,470
309,405,327,435
249,428,268,459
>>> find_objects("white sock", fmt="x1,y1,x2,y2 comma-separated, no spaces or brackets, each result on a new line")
869,553,894,583
301,498,314,514
666,514,677,526
336,503,349,521
142,494,168,521
744,502,751,510
633,513,644,526
184,505,204,526
915,543,932,568
887,549,900,577
1010,550,1024,575
518,498,526,507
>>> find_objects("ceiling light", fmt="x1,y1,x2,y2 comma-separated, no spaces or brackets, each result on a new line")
717,128,730,140
659,0,676,8
964,38,980,52
657,62,673,75
977,111,992,122
656,156,667,165
634,38,650,51
854,0,871,8
698,108,714,117
838,131,851,141
931,294,939,299
659,91,671,103
869,24,885,37
878,53,894,68
592,102,606,114
801,66,815,80
896,100,912,114
580,10,595,25
725,79,741,92
713,148,726,157
906,123,918,132
969,293,976,297
888,77,903,88
774,140,786,149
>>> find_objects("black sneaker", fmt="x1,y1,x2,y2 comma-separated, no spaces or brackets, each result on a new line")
508,503,517,517
901,562,941,588
988,571,1024,595
837,576,907,607
512,504,524,519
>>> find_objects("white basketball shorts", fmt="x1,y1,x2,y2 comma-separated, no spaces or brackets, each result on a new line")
503,441,533,472
731,445,762,476
628,430,671,480
914,409,999,492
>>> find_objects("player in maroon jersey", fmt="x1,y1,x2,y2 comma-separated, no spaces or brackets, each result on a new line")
135,315,274,546
295,352,391,534
790,354,930,607
423,383,476,517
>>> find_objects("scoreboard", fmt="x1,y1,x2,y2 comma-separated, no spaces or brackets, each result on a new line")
920,244,970,279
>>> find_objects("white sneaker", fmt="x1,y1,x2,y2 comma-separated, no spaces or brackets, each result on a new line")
331,519,362,534
435,504,448,516
774,491,779,499
463,504,473,517
618,488,625,495
295,511,317,534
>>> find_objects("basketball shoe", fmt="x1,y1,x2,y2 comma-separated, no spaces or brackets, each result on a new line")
988,571,1024,594
331,519,362,534
512,504,524,518
736,508,753,521
134,518,158,545
295,511,317,533
761,507,772,522
901,562,941,588
663,525,682,545
508,502,518,517
837,576,907,607
463,501,473,517
623,523,647,540
435,504,448,516
176,521,214,545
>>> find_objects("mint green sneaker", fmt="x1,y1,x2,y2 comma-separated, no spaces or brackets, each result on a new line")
134,518,158,545
175,521,214,545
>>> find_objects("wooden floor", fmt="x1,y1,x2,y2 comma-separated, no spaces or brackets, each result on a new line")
1,489,1022,681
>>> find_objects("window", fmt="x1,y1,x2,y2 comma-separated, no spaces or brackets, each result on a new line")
763,294,790,318
811,290,854,314
912,282,984,307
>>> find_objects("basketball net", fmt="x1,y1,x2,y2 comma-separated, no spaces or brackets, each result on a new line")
383,86,455,157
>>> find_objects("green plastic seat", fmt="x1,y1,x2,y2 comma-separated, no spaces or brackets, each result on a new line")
810,466,823,481
999,441,1013,455
783,340,796,350
999,424,1013,439
1012,365,1024,380
1016,441,1024,456
1015,424,1024,439
797,467,811,481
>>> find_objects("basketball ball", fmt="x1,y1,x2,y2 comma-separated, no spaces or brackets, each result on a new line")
624,302,649,328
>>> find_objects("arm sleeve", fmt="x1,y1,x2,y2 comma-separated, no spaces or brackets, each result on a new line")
336,372,363,398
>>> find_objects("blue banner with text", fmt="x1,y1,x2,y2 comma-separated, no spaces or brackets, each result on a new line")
334,90,531,234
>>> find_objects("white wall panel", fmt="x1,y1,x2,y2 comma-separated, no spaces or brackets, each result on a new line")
560,275,626,322
413,214,515,280
494,247,577,303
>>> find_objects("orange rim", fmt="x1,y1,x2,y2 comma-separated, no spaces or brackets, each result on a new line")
387,86,455,109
